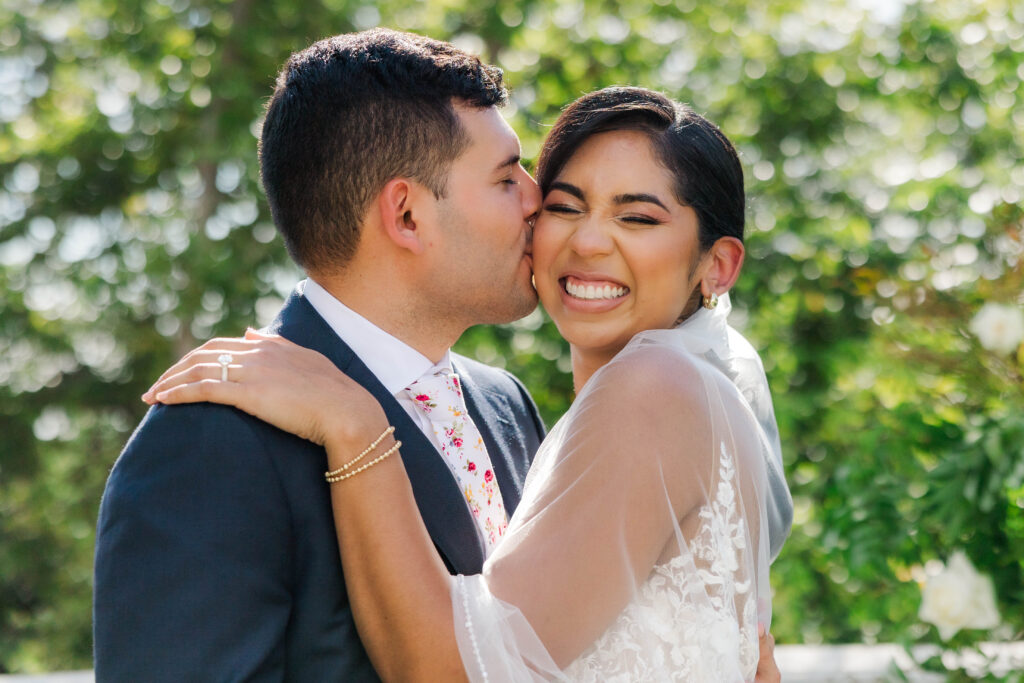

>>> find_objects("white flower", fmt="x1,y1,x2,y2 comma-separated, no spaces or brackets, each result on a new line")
919,551,1000,640
969,303,1024,355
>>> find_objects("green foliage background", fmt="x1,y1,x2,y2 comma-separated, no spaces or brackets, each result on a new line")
2,0,1022,674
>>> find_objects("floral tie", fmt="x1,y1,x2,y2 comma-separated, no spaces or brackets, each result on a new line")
405,371,508,551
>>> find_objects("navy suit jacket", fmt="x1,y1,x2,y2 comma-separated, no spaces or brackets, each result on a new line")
93,289,546,681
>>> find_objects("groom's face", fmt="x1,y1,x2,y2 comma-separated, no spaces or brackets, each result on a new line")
428,105,541,325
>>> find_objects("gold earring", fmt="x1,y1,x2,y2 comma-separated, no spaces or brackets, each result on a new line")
702,292,719,310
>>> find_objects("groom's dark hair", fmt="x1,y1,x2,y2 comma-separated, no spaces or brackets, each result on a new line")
260,28,507,273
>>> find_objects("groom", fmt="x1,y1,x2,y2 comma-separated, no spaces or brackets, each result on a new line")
94,29,544,680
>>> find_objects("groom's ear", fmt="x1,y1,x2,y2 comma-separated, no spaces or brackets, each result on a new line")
376,178,432,255
701,237,745,296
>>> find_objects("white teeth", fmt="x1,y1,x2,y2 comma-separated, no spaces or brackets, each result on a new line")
565,279,626,300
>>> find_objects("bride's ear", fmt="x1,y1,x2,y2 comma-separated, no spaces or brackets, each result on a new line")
376,178,431,255
700,237,745,298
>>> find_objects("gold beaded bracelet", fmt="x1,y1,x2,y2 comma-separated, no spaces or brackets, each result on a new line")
324,425,395,479
326,440,401,484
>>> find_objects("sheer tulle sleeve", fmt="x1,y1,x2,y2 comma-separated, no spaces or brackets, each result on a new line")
451,331,775,681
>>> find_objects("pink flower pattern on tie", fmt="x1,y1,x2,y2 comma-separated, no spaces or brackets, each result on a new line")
407,372,508,550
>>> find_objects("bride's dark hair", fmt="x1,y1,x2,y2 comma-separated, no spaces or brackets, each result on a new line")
536,87,744,251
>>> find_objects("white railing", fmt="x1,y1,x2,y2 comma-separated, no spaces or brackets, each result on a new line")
2,643,1022,682
776,642,1024,682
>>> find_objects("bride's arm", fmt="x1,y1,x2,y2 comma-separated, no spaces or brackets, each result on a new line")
326,431,468,682
145,331,466,682
147,331,779,681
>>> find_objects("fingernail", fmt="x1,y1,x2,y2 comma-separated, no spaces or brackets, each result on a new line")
758,623,766,637
155,391,168,401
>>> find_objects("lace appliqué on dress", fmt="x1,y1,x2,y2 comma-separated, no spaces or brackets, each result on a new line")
562,443,758,683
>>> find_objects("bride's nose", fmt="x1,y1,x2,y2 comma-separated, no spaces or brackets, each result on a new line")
568,218,614,258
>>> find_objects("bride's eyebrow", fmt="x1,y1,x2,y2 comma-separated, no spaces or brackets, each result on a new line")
548,181,584,200
613,192,668,210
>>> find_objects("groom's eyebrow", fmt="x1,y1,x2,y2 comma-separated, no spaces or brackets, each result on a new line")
495,153,521,171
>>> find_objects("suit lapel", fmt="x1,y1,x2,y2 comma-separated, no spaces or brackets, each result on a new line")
269,289,486,574
453,359,526,518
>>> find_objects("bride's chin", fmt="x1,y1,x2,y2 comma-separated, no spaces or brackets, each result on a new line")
540,293,639,356
554,322,630,357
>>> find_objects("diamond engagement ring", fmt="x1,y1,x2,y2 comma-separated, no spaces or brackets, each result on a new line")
217,353,233,382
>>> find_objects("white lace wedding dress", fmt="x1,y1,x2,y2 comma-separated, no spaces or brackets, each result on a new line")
451,295,789,682
559,446,761,682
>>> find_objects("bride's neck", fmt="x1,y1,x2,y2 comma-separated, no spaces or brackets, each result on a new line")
570,346,619,394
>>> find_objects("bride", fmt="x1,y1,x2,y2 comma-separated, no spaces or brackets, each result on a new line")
147,87,791,681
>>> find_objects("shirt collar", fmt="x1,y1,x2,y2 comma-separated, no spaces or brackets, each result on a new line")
301,278,452,395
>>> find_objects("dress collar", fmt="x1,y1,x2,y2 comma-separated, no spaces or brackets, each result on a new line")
634,292,733,357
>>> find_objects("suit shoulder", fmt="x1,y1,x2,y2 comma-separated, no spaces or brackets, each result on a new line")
105,402,300,507
121,402,278,457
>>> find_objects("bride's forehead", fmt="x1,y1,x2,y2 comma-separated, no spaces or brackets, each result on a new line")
559,134,673,184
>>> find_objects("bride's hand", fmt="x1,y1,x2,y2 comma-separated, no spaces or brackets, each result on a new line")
142,329,390,454
752,623,779,683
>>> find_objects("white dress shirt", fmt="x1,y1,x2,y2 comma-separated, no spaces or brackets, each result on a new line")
301,278,455,459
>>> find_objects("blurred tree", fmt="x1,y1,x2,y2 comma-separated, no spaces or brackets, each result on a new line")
1,0,1021,674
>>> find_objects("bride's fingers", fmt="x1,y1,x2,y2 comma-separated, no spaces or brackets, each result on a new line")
147,338,257,390
185,336,259,360
153,377,246,409
146,341,324,398
240,332,344,376
144,360,251,404
752,623,779,683
146,335,386,450
245,329,308,354
143,347,261,402
245,328,278,340
144,338,335,404
152,374,334,448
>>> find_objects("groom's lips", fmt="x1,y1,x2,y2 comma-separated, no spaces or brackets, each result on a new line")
521,236,534,273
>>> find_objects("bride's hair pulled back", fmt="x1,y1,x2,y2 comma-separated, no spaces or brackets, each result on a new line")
536,87,745,251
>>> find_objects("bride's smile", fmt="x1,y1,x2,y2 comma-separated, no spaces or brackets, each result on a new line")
559,273,630,305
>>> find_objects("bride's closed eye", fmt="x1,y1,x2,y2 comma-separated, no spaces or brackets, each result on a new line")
543,203,584,215
618,214,663,227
